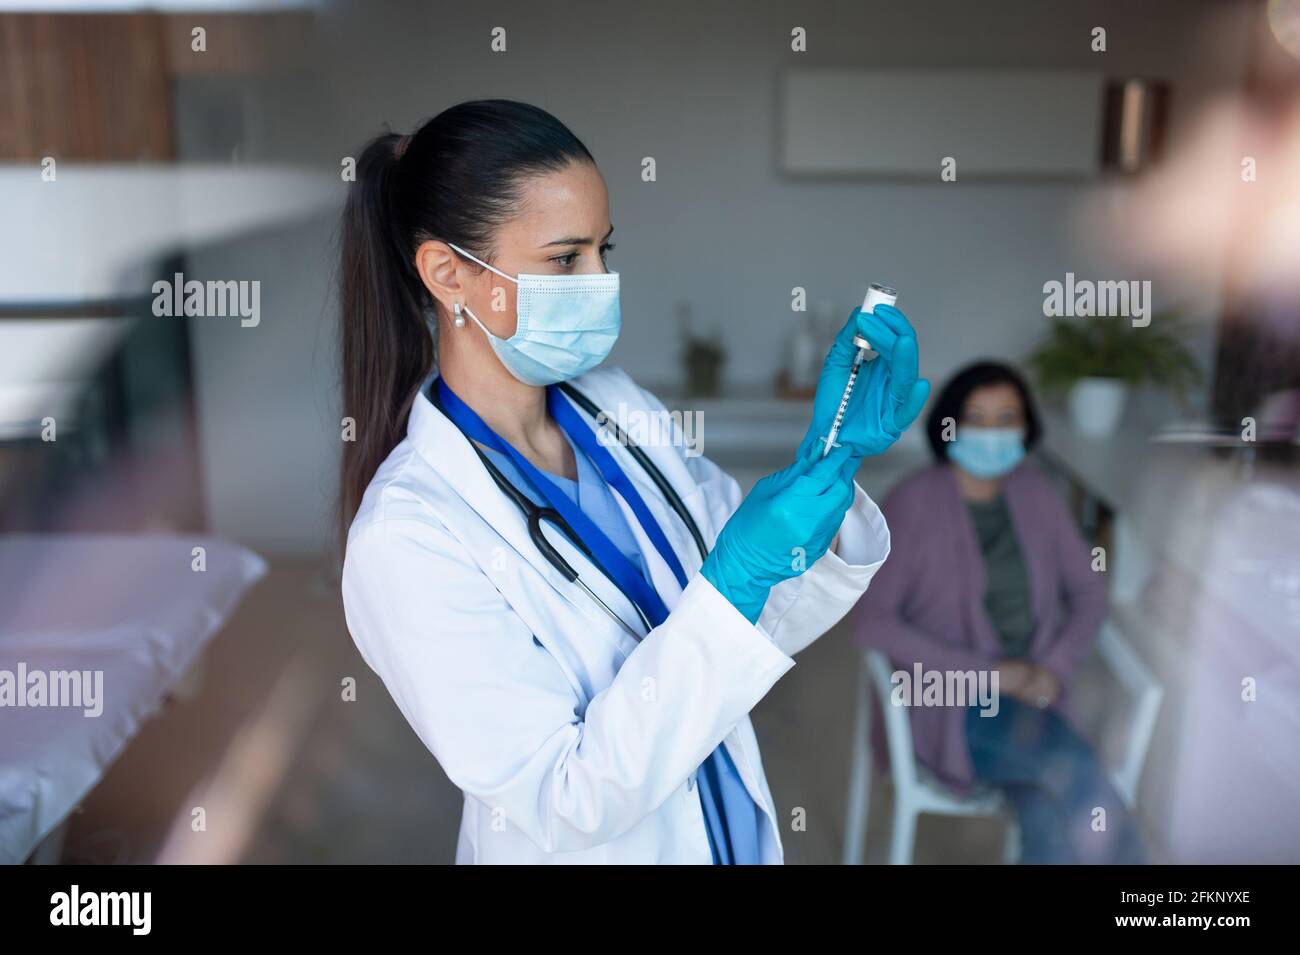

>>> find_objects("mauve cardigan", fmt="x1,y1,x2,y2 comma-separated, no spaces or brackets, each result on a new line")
852,461,1108,791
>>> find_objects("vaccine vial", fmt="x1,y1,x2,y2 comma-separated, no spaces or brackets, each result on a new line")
853,283,899,359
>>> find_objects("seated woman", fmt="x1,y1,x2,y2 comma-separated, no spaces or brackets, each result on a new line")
854,360,1144,864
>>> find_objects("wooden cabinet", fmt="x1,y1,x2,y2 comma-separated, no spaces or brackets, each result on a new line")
0,14,175,161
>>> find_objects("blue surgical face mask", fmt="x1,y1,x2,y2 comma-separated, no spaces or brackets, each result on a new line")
948,426,1026,479
448,243,621,387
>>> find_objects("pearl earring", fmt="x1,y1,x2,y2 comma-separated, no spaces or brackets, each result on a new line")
453,302,466,328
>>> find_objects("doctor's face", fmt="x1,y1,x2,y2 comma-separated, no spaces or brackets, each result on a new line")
464,159,614,338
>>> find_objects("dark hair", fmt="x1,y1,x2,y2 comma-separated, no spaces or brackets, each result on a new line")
337,100,594,546
924,360,1043,461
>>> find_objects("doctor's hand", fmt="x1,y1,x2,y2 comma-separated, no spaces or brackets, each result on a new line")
797,305,931,462
700,449,859,624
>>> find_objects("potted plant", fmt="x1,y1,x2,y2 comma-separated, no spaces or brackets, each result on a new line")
675,302,726,397
1026,311,1202,436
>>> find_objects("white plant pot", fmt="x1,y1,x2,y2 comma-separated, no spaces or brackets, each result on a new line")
1068,377,1129,437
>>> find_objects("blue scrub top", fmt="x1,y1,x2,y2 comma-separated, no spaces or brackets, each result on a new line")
478,433,764,864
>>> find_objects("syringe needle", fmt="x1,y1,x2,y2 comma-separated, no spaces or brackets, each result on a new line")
817,283,899,459
819,348,868,458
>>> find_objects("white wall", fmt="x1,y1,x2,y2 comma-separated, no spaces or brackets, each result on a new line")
186,214,342,555
315,0,1250,387
186,0,1257,556
0,164,335,302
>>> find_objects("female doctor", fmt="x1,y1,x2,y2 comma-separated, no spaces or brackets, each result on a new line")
338,99,929,864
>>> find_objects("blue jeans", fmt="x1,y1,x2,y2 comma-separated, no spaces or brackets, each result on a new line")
965,698,1146,864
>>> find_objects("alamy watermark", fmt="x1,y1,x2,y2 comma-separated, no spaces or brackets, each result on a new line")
891,664,1001,716
1043,272,1151,327
1,663,103,717
50,885,150,935
152,272,260,327
596,402,703,458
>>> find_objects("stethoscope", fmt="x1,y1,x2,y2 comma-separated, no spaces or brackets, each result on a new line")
447,381,709,640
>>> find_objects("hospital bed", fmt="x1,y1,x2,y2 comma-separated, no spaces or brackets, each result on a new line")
0,288,267,864
0,534,266,864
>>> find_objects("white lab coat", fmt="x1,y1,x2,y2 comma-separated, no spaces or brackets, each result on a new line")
341,366,891,864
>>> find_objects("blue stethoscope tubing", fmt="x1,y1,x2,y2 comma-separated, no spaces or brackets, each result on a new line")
557,383,708,560
437,380,709,639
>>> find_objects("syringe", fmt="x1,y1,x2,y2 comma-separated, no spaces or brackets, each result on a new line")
819,283,899,458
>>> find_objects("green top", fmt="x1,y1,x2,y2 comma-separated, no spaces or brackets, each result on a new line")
966,495,1036,658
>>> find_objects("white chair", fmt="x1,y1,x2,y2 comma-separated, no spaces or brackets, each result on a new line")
1093,622,1164,809
842,621,1162,864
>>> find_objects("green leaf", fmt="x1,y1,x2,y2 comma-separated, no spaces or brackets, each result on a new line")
1025,311,1203,398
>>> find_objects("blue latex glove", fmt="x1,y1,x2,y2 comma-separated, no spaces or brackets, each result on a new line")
796,304,931,463
700,449,860,623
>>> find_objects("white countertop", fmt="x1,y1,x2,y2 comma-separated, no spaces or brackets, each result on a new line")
1036,407,1161,512
644,383,929,495
647,385,1244,515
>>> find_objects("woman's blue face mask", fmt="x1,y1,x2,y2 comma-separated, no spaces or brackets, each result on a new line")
948,426,1025,479
448,243,620,387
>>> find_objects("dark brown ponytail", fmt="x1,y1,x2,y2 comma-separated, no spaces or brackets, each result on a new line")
337,100,594,550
